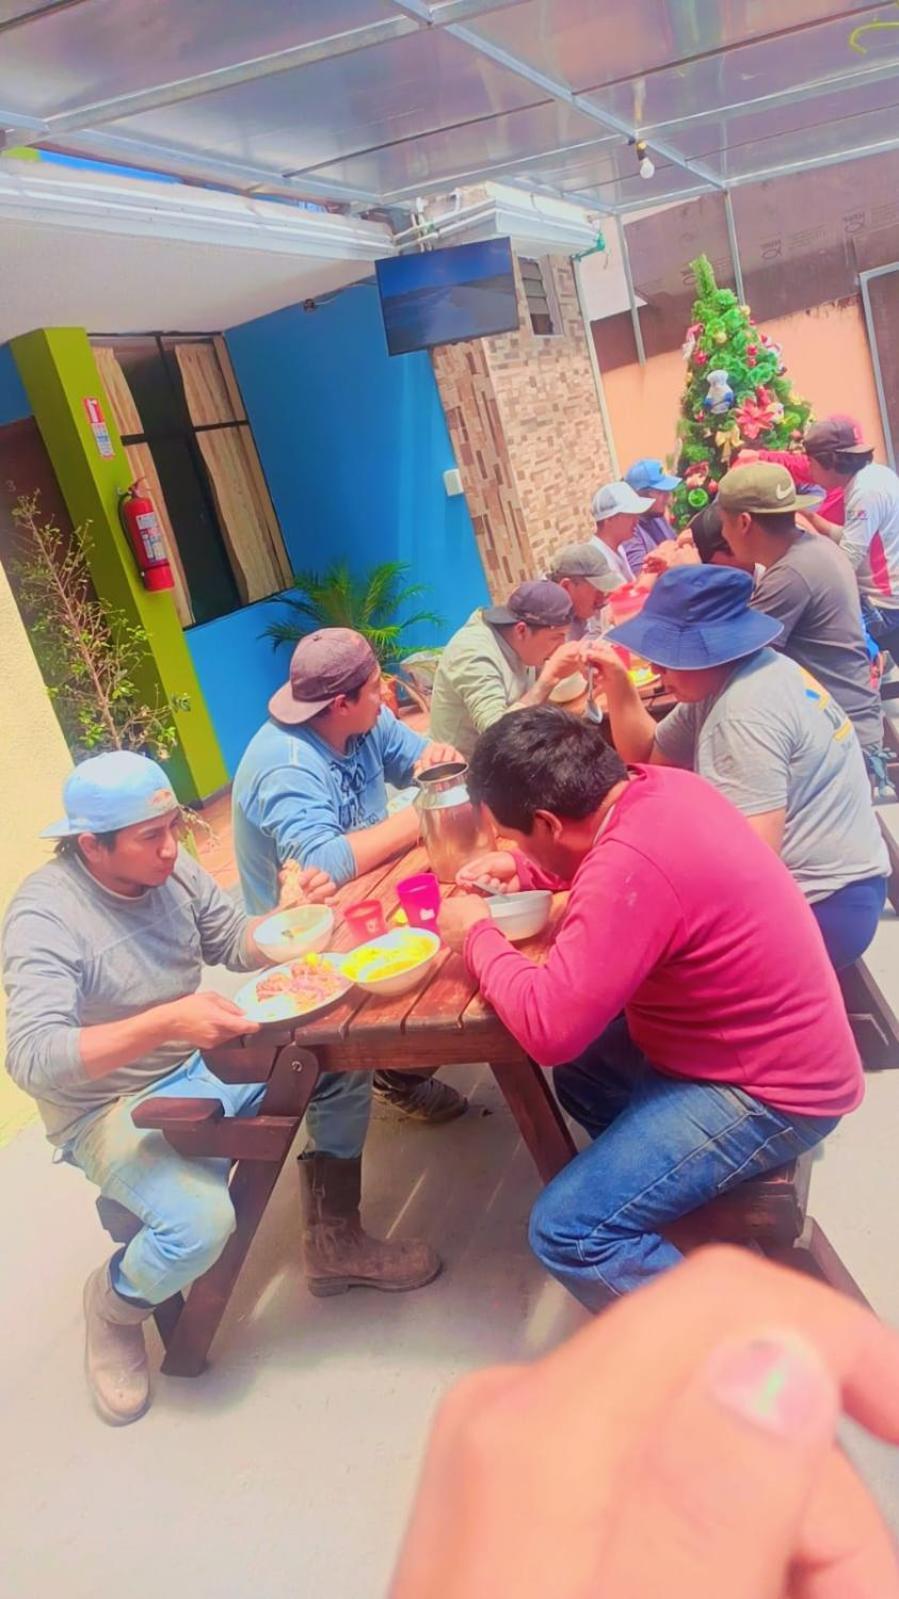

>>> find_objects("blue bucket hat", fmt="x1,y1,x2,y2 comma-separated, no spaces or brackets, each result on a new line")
625,457,681,493
605,566,783,669
42,751,178,838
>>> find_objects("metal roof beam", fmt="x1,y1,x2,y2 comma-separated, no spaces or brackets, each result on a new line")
30,128,383,206
377,134,619,203
388,0,728,191
1,15,422,145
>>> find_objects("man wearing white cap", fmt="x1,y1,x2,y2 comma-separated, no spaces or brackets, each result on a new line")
2,752,441,1427
590,480,655,585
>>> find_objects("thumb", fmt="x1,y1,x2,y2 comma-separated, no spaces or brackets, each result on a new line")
209,993,248,1016
601,1329,839,1598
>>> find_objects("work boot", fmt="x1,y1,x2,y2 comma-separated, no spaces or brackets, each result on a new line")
300,1153,442,1297
373,1069,468,1123
83,1262,153,1426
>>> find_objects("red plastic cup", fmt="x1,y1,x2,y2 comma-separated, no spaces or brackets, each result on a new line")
397,872,442,930
343,900,387,947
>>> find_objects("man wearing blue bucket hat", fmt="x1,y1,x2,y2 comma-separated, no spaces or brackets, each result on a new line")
620,458,682,578
2,751,440,1426
587,565,888,970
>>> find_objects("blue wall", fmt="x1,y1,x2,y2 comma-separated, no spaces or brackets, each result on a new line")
185,279,486,773
0,344,31,425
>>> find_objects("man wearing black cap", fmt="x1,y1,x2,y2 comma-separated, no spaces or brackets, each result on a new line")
803,416,899,659
233,627,467,1124
428,580,581,760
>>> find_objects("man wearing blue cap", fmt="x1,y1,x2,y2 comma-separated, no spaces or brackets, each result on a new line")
620,459,682,578
2,752,440,1426
587,565,888,971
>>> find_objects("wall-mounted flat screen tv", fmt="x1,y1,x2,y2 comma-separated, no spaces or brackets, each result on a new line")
375,236,519,356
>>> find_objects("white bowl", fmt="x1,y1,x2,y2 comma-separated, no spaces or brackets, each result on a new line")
254,904,335,965
486,890,552,942
549,670,587,704
339,928,441,998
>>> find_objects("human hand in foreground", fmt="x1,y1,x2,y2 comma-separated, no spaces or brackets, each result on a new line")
456,852,521,896
437,895,491,952
163,992,259,1047
642,538,680,575
538,640,585,689
390,1247,899,1599
277,859,337,908
416,741,464,772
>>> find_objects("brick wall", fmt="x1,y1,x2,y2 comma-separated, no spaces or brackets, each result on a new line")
433,254,613,600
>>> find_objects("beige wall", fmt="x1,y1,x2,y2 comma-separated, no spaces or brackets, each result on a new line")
0,562,71,1144
599,298,886,474
434,255,613,598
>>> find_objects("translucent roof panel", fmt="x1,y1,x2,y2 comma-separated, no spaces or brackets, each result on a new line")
0,0,897,216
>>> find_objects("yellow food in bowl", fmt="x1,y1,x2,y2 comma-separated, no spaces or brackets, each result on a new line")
342,935,435,983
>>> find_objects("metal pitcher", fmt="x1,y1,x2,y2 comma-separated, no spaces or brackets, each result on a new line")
414,761,496,883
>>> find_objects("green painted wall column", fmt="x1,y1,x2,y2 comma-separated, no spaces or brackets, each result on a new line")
11,327,227,802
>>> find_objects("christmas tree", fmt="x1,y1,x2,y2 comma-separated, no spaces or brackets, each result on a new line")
671,255,813,528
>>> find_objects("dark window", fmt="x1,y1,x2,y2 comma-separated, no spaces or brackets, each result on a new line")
520,257,560,336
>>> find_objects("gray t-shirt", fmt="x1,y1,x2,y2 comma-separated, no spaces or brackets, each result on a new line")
2,848,255,1145
752,533,883,751
654,649,887,902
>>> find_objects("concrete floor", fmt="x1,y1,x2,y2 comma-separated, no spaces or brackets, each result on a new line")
2,1055,899,1598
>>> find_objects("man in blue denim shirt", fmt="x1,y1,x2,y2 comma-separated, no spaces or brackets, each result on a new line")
233,628,466,1121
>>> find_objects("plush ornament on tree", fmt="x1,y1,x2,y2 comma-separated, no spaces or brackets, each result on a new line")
703,369,735,415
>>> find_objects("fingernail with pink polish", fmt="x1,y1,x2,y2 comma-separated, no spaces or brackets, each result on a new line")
705,1332,838,1440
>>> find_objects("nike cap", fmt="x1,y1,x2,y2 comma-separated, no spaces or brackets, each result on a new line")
717,462,823,517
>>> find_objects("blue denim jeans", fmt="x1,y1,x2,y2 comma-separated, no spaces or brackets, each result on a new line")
529,1017,838,1312
67,1053,372,1306
810,874,886,971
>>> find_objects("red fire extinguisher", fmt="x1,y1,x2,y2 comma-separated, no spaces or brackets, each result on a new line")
118,479,174,592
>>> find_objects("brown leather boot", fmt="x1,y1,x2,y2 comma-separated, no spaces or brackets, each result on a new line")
300,1153,442,1297
83,1262,153,1426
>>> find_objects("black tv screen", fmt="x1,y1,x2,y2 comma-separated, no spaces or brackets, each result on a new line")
375,236,519,356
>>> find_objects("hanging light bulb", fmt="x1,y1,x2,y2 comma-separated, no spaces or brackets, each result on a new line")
635,139,655,181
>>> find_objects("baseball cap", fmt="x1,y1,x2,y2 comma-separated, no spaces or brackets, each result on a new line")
483,579,573,628
625,458,681,493
41,751,178,838
548,542,623,594
717,462,823,516
269,627,378,725
804,415,871,457
591,480,654,521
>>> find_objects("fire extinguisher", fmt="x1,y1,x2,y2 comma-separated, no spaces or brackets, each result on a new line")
118,479,174,592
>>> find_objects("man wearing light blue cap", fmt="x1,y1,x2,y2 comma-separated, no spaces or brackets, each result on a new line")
620,458,681,578
2,751,440,1427
585,565,888,972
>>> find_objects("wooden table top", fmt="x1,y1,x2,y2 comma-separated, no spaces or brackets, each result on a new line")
291,842,564,1052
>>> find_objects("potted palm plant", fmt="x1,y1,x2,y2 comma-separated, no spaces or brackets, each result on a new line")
263,560,445,711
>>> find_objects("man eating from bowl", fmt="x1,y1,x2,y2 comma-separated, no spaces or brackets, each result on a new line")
546,542,622,641
233,626,467,1123
428,580,581,760
2,752,440,1427
437,708,862,1311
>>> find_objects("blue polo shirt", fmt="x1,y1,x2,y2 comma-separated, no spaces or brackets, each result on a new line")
232,708,427,912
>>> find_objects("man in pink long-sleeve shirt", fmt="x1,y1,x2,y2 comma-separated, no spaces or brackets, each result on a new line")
438,707,861,1310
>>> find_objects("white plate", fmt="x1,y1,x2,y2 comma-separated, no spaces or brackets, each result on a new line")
234,953,352,1026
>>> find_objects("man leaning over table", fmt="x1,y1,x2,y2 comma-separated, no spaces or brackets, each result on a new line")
588,563,888,972
233,626,467,1123
546,542,622,641
437,707,862,1311
428,579,581,761
2,753,441,1427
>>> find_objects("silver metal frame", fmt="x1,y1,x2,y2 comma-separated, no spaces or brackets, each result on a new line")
617,216,645,368
859,262,899,471
0,0,897,214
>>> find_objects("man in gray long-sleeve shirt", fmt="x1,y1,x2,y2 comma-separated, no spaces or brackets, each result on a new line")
3,752,439,1427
